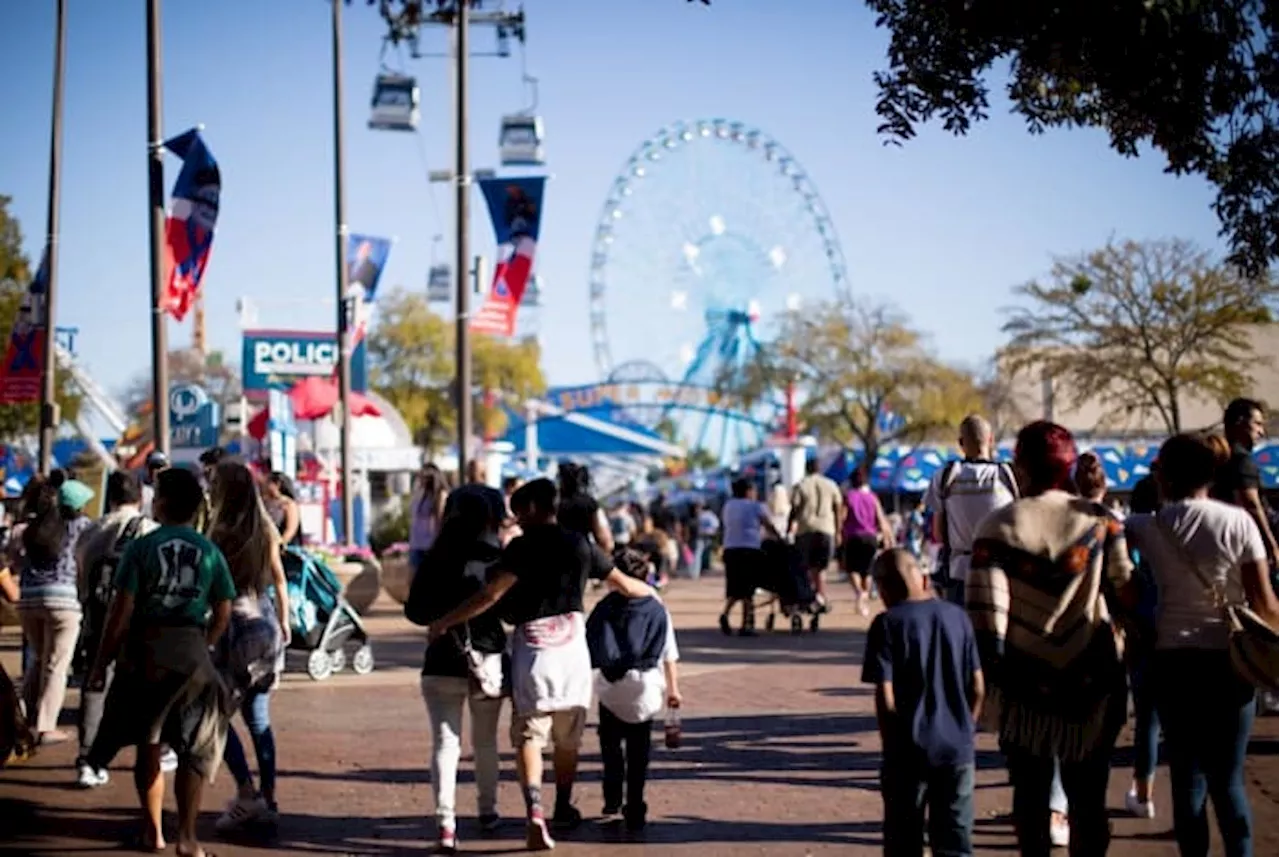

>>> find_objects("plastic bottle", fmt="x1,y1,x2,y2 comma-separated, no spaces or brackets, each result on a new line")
663,703,681,749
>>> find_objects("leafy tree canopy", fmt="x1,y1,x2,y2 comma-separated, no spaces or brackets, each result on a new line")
1001,237,1276,434
867,0,1278,276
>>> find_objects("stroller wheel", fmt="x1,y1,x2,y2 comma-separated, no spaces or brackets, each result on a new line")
790,614,803,635
352,644,375,676
764,613,776,632
329,648,347,673
306,648,333,681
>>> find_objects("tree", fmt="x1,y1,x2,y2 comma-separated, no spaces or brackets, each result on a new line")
864,1,1277,276
365,288,546,453
727,297,982,468
1001,238,1276,434
0,195,80,442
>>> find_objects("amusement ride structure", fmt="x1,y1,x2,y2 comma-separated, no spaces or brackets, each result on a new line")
586,118,851,463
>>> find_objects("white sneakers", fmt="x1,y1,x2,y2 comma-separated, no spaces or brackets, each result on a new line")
1049,815,1070,848
75,764,109,789
1125,789,1157,819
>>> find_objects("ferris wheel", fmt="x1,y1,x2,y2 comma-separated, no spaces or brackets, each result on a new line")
587,119,852,462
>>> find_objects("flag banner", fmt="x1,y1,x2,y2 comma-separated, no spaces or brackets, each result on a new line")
0,253,49,404
161,129,220,322
471,176,545,337
347,234,392,303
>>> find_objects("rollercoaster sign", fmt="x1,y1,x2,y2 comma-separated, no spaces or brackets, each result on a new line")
545,381,777,427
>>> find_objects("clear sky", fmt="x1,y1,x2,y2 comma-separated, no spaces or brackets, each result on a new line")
0,0,1225,414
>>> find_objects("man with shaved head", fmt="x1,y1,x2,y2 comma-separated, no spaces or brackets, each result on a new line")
923,414,1018,605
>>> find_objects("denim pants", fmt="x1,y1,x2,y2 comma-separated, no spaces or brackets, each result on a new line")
76,656,114,766
880,758,975,857
1152,648,1255,857
598,704,653,814
420,675,503,829
1129,654,1160,784
1005,746,1112,857
687,539,706,581
223,690,278,804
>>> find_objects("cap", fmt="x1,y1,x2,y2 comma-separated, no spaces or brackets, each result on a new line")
58,479,95,512
146,451,169,469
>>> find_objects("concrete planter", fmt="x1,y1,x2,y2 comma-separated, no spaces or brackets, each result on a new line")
333,558,382,615
381,554,413,605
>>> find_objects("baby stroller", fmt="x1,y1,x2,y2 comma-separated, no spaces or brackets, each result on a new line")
282,547,374,681
756,539,823,634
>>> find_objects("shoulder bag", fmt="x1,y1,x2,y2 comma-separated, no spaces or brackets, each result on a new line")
454,624,505,699
1155,515,1278,693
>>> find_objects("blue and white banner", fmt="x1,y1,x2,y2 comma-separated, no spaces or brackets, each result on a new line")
346,233,392,303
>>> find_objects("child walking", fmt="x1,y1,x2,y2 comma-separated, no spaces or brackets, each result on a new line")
586,547,682,830
862,548,984,857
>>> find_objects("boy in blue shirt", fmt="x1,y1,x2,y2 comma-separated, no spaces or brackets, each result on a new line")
862,548,984,857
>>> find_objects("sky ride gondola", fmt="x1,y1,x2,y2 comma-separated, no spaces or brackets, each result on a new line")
499,71,545,166
368,72,420,132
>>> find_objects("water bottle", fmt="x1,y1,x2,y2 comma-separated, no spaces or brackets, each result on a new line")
663,703,681,749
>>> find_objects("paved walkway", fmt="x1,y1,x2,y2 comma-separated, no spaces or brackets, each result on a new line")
1,574,1276,856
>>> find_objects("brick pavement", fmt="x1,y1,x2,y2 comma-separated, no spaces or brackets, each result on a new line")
1,574,1276,856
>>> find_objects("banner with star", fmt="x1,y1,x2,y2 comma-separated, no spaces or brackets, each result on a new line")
0,253,49,404
471,176,545,337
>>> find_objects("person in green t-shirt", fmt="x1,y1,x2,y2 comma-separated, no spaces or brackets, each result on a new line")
86,467,234,857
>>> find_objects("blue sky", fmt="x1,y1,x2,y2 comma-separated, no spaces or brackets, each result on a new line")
0,0,1224,412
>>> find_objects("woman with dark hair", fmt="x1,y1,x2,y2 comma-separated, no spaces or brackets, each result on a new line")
719,477,782,636
557,462,614,553
1073,451,1108,504
262,472,302,548
1126,434,1278,856
405,490,508,854
18,478,94,745
410,463,449,571
841,467,895,616
967,421,1136,856
207,461,291,833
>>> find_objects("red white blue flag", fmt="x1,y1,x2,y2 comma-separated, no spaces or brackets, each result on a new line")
0,253,49,404
161,129,220,322
472,176,545,337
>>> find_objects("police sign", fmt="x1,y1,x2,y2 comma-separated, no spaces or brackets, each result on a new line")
169,383,220,450
241,330,368,399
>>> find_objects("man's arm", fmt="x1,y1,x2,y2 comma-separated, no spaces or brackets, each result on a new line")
874,681,896,746
207,599,232,648
427,571,518,642
968,667,985,724
604,568,655,599
1239,487,1279,565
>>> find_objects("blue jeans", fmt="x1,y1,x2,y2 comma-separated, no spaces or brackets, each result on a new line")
1152,648,1255,857
881,759,974,856
686,539,705,581
1129,655,1160,783
223,690,277,805
1005,746,1111,857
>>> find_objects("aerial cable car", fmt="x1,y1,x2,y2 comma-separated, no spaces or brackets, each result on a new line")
499,72,545,166
368,71,420,132
426,235,451,303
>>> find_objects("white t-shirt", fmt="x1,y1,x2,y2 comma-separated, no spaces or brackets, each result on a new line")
697,509,719,538
594,607,680,724
722,498,769,550
1126,499,1268,651
924,460,1016,582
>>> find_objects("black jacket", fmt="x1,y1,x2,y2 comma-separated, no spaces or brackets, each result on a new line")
405,538,508,678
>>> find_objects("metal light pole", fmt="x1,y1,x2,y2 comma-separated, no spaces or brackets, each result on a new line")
453,2,473,481
145,0,170,459
332,0,355,544
36,0,67,476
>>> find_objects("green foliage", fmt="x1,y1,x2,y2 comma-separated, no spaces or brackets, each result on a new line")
867,0,1277,276
366,288,547,453
0,196,80,442
686,446,719,471
724,297,981,465
1002,238,1277,433
369,503,409,555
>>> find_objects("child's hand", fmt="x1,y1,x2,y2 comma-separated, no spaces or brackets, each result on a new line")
666,689,682,709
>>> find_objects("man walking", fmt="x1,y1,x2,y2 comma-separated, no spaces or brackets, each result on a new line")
789,458,844,611
924,415,1018,606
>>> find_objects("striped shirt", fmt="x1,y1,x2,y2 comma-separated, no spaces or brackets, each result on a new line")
18,516,92,613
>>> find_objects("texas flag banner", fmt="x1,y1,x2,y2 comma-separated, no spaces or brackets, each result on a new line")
0,253,49,404
161,129,220,322
471,176,545,337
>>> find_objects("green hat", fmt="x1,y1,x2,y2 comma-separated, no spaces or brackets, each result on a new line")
58,479,94,512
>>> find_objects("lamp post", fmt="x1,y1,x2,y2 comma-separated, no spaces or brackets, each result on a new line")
452,1,472,480
331,0,355,544
145,0,170,459
36,0,67,476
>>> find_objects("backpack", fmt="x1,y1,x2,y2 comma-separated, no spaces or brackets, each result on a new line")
934,459,1018,579
82,516,145,652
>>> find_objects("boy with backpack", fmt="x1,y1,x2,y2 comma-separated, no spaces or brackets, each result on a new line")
74,470,156,788
863,548,984,856
586,547,682,830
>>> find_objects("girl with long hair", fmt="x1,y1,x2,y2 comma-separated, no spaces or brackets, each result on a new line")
557,462,614,553
262,472,302,547
410,463,449,571
405,489,508,854
206,462,291,833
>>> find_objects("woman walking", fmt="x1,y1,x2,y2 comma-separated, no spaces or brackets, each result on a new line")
18,479,94,745
410,463,449,570
967,421,1136,857
262,472,302,548
405,489,508,854
841,469,894,617
1126,434,1278,857
206,462,291,834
